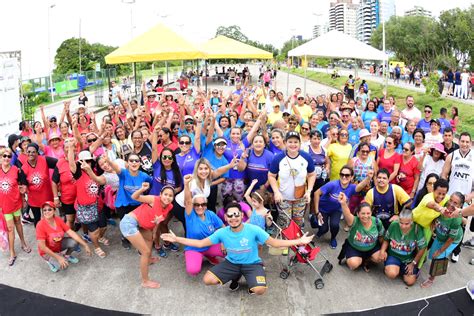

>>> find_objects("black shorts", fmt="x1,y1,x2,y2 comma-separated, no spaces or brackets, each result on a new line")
60,203,76,216
345,242,380,260
209,259,267,290
81,210,107,232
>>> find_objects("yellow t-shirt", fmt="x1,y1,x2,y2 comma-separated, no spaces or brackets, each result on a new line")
267,111,283,125
292,104,313,122
412,192,450,228
365,184,411,215
327,143,352,180
255,87,266,104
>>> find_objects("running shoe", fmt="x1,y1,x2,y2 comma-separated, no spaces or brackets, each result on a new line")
229,280,240,291
65,255,79,264
462,238,474,249
330,239,337,249
73,243,81,253
47,261,59,273
121,238,131,250
157,246,168,258
163,242,179,252
21,213,34,225
451,253,459,263
82,233,92,244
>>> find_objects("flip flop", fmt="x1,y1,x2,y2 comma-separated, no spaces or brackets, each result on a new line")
98,237,110,246
94,247,107,259
8,256,17,266
21,245,32,254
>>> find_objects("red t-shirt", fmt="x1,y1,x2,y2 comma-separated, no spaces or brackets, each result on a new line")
133,196,173,230
74,171,99,206
398,156,420,194
36,216,70,256
0,166,23,214
22,156,54,207
378,149,401,183
52,158,77,205
156,142,179,157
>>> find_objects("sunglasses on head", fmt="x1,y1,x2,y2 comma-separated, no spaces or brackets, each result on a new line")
3,154,12,158
193,203,207,208
226,211,241,218
162,155,173,161
179,141,191,145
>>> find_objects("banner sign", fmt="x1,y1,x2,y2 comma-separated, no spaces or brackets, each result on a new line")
0,58,21,146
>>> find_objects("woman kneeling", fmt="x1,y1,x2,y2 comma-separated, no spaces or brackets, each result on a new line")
120,183,174,289
339,194,384,271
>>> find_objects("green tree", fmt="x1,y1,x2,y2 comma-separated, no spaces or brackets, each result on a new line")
277,37,309,61
215,25,249,43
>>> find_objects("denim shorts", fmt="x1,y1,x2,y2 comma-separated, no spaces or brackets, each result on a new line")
385,255,419,276
119,215,139,237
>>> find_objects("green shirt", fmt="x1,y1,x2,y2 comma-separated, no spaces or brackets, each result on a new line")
348,216,384,252
433,216,463,244
384,221,426,263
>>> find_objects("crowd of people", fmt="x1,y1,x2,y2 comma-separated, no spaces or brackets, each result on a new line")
0,66,473,294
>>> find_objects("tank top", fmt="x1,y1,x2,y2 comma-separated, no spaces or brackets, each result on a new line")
353,156,373,183
55,158,77,204
448,149,474,195
372,184,395,220
22,156,53,207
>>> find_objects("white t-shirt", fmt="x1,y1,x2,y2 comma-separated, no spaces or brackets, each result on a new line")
425,133,443,148
461,72,469,85
175,178,211,207
401,107,422,123
417,156,444,191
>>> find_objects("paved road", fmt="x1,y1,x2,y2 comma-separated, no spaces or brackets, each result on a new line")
4,65,472,315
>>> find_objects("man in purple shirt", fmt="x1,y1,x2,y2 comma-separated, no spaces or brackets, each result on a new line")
416,105,433,134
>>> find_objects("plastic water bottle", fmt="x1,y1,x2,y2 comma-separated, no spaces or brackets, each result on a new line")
321,169,327,181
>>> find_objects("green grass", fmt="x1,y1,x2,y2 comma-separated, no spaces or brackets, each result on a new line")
284,68,474,136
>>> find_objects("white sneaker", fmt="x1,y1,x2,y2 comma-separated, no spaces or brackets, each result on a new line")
451,253,460,263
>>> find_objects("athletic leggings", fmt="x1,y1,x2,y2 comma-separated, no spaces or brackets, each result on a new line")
317,211,342,240
276,198,307,228
184,244,224,276
31,206,41,227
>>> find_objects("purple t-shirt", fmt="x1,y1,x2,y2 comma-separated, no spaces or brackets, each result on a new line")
176,148,200,177
416,119,431,134
245,149,274,190
224,138,250,179
377,110,392,124
318,180,356,214
269,142,284,155
150,161,177,195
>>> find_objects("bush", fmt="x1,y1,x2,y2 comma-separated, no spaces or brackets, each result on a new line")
422,72,440,98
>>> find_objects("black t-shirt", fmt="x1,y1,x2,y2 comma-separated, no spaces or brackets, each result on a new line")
78,96,88,105
135,144,153,175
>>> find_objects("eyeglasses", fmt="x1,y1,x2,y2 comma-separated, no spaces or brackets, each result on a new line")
339,133,348,137
340,173,352,178
226,212,241,218
128,159,140,163
87,138,97,143
42,208,54,212
179,141,191,145
360,150,369,154
424,110,432,113
185,121,194,125
26,151,37,154
2,154,12,158
162,155,173,161
193,203,207,208
301,127,309,131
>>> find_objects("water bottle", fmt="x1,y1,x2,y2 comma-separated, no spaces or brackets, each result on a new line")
321,169,327,181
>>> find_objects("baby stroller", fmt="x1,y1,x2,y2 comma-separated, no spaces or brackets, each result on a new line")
273,214,333,289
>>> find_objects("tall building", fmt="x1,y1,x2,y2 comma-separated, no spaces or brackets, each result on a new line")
404,6,432,17
312,23,329,38
356,0,395,44
329,0,358,38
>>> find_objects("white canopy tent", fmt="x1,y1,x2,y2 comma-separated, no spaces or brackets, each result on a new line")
288,30,388,94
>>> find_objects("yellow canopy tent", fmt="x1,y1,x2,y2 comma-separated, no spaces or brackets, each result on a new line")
200,35,273,60
105,23,205,64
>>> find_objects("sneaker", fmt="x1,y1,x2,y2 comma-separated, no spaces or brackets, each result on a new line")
73,243,81,253
330,239,337,249
47,261,59,273
229,280,240,291
121,239,131,250
462,239,474,249
451,253,459,263
157,246,168,258
65,255,79,264
21,214,34,225
82,234,92,244
163,242,179,252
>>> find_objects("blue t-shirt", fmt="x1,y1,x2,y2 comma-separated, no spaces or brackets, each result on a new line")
318,180,356,214
208,224,270,264
176,148,200,177
348,128,361,146
416,119,431,134
362,111,377,130
185,210,223,252
223,138,250,179
202,147,229,179
116,168,152,207
150,161,178,196
438,118,451,133
178,129,195,143
245,149,274,190
268,142,284,155
377,110,392,124
249,209,266,230
401,133,414,146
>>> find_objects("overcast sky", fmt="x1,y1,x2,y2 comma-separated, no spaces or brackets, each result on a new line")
1,0,471,79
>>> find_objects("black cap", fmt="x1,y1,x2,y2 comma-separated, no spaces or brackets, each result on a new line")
8,134,20,148
285,131,301,141
430,119,441,126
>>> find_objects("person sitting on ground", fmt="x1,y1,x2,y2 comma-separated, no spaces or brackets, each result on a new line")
379,208,426,286
161,202,314,295
36,201,91,272
338,194,384,271
120,182,174,289
421,192,464,288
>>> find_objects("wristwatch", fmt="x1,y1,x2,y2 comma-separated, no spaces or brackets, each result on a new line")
412,260,417,266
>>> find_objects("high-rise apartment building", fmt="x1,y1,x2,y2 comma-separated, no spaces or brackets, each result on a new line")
355,0,395,44
329,0,358,38
404,6,432,17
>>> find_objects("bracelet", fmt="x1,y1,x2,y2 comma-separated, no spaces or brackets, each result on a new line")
54,197,59,200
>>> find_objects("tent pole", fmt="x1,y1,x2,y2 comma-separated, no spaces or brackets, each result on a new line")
304,55,307,95
205,59,208,92
286,67,289,97
133,62,137,97
166,61,169,84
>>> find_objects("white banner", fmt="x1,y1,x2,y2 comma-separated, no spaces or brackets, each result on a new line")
0,58,22,146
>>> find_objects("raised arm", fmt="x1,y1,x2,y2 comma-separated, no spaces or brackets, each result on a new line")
194,112,203,154
183,174,193,216
339,192,354,226
211,156,238,179
244,179,258,205
131,182,154,204
40,105,49,134
440,153,453,180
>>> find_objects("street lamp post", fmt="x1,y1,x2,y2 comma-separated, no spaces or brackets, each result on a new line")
47,4,56,102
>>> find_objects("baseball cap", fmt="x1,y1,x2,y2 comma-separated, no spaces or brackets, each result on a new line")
285,131,301,141
282,110,291,116
359,129,371,138
41,201,55,209
78,150,93,161
430,119,441,126
184,115,194,122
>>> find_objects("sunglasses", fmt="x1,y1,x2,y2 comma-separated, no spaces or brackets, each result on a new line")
193,203,207,208
49,119,57,123
403,148,410,152
87,138,97,143
179,141,191,145
226,212,241,218
386,141,393,145
339,133,348,137
340,173,352,178
26,151,37,154
42,207,54,212
3,154,12,158
128,159,140,163
162,155,173,161
289,122,298,126
301,127,309,131
360,150,369,154
424,110,432,113
185,121,194,125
